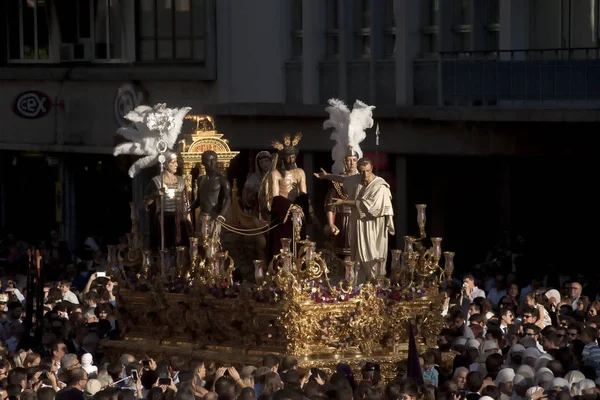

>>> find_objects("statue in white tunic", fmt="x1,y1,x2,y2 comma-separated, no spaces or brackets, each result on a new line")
314,158,395,283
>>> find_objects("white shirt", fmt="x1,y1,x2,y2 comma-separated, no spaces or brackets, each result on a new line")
63,291,79,304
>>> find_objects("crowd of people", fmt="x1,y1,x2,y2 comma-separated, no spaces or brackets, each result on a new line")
1,229,600,400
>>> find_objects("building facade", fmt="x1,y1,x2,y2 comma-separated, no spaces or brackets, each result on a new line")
0,0,593,268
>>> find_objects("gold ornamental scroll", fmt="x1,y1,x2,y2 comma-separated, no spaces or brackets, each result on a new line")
179,114,240,232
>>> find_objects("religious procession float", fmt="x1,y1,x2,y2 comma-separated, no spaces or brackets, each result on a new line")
102,100,455,380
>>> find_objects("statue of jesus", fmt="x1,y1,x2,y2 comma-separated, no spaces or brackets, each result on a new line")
266,133,309,259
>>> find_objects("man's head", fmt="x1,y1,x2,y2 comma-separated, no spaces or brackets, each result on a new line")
189,359,206,380
67,368,88,390
570,282,582,299
463,274,475,289
61,354,80,373
59,280,71,296
262,354,280,372
119,354,135,366
500,308,514,326
521,306,538,325
201,151,218,174
52,340,67,361
581,326,597,344
453,367,469,389
344,146,359,173
273,133,301,171
281,152,297,171
357,158,374,184
522,323,540,341
164,150,179,174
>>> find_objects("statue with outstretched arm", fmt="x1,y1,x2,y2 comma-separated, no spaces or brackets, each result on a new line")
315,158,395,283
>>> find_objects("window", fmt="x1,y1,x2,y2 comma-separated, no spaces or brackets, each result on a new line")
454,0,472,24
355,0,371,58
5,0,128,63
137,0,207,62
324,0,338,59
486,0,499,51
290,0,303,60
55,0,126,61
6,0,52,62
421,0,438,55
453,0,472,52
383,0,396,57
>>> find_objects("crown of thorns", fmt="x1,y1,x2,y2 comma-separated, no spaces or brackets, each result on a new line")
271,132,302,152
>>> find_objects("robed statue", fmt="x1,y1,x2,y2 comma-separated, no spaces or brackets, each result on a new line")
243,151,273,220
315,158,395,283
320,98,375,262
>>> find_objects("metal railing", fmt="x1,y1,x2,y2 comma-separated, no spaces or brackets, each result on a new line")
437,47,600,107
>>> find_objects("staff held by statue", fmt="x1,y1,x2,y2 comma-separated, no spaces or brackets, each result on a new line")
375,123,380,175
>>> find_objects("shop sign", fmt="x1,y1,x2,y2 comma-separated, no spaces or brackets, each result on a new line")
12,91,52,119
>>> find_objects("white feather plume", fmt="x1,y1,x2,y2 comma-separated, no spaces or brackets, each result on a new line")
323,98,375,174
348,100,375,152
323,99,351,175
113,103,192,178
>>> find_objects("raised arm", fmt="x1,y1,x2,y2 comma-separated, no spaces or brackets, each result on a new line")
313,168,344,183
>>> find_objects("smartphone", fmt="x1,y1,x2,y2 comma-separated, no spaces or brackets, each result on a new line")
97,271,106,278
159,377,171,385
131,370,139,382
142,360,150,368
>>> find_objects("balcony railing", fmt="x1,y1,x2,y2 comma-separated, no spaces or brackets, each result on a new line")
422,48,600,107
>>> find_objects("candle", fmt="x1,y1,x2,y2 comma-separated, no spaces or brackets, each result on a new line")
443,251,455,275
254,260,264,283
281,238,292,253
390,249,402,269
403,236,414,254
431,237,442,258
416,204,427,226
282,253,292,272
344,260,355,284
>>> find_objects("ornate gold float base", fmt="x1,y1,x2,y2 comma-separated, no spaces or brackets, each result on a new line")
101,339,408,380
103,285,443,380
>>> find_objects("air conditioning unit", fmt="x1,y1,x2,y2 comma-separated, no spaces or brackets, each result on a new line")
60,41,94,61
